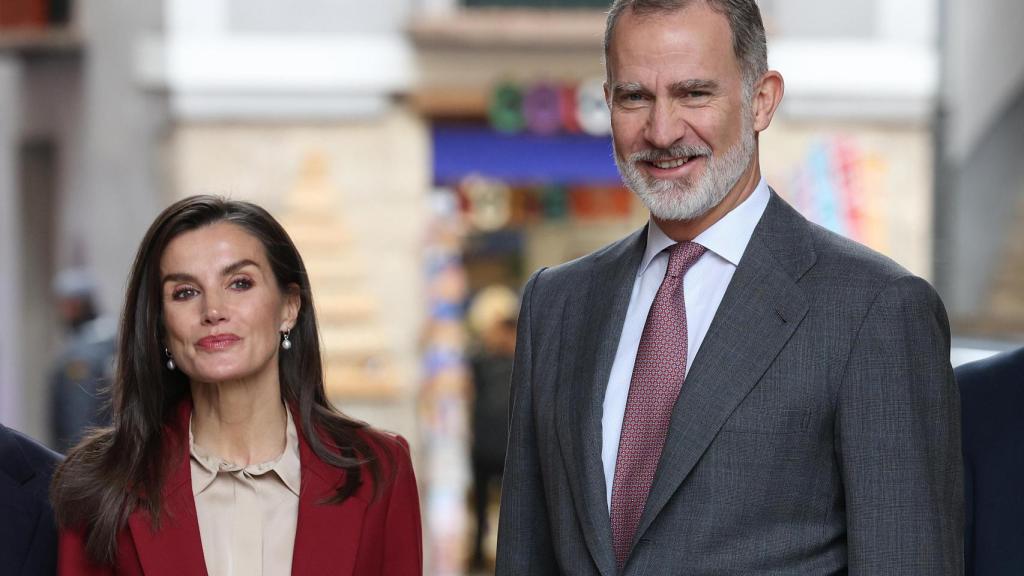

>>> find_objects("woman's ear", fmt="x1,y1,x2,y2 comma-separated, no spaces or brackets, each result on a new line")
281,283,301,331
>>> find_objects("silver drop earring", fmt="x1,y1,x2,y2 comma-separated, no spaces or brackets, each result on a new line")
164,348,176,370
281,330,292,350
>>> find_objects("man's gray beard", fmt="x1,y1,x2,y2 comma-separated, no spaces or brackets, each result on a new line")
614,121,756,222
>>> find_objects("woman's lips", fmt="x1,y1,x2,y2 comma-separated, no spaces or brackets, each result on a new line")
196,333,241,351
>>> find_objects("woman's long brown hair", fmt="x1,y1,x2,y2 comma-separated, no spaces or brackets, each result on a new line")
51,196,392,565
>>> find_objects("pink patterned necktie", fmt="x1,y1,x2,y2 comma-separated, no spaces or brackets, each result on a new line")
610,241,706,569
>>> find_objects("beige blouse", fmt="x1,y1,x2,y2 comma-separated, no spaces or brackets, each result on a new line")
189,408,301,576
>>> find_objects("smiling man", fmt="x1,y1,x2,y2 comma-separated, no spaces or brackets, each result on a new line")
495,1,963,574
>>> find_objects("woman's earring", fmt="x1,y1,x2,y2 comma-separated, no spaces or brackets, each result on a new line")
281,330,292,350
164,348,176,370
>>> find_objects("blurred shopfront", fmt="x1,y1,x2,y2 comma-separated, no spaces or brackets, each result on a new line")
412,10,641,572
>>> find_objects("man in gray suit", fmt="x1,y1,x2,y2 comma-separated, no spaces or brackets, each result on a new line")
496,1,963,574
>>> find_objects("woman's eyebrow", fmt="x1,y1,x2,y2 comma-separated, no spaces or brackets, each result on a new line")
161,259,260,285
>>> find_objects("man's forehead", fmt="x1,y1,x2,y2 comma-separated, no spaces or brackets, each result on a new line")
607,6,739,82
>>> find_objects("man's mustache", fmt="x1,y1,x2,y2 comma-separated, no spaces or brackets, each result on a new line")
629,145,711,163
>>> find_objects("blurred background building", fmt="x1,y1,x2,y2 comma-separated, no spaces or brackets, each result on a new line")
0,0,1021,574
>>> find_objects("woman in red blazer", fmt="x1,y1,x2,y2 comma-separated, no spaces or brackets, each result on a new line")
51,196,422,575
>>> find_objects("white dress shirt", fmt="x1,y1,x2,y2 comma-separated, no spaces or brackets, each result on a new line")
601,178,771,509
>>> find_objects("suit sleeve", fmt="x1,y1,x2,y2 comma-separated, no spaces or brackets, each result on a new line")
17,496,57,576
496,269,558,575
836,275,963,575
382,435,423,576
962,444,975,576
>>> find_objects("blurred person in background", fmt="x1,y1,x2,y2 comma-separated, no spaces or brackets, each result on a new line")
466,285,518,571
497,0,962,574
50,268,116,452
1,422,61,575
958,346,1024,576
52,196,421,575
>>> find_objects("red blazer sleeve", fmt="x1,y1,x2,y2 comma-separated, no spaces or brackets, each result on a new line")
352,433,423,575
59,524,144,575
382,436,423,575
58,527,114,576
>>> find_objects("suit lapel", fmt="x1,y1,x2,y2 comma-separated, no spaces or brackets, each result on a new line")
0,425,48,568
556,228,646,576
129,404,208,576
632,194,816,546
290,423,367,576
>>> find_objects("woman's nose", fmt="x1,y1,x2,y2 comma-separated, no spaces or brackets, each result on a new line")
201,298,227,325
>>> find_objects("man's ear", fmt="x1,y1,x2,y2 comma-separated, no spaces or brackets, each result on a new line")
751,70,784,133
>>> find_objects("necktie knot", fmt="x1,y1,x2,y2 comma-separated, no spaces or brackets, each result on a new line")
666,241,706,278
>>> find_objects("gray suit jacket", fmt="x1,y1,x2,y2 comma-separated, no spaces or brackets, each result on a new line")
496,193,963,575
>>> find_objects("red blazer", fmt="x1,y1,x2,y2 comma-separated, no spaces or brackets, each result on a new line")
58,403,423,575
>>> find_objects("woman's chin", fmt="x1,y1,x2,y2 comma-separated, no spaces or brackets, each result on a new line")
187,368,253,387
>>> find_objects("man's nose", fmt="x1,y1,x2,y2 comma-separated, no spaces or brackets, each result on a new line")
643,100,687,150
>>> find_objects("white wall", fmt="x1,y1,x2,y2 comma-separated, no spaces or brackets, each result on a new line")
943,0,1024,164
765,0,939,123
0,58,23,428
76,0,168,318
939,0,1024,323
139,0,416,120
0,1,169,439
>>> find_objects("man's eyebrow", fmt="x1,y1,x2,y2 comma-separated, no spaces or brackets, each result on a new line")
610,81,646,94
668,79,719,94
161,259,260,285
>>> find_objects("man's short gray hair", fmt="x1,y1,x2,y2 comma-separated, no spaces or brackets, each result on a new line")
604,0,768,90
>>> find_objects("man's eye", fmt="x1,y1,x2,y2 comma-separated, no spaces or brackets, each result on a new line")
617,92,648,107
172,287,197,300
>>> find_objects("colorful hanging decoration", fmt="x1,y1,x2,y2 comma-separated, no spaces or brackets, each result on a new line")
457,175,634,231
788,136,888,252
488,77,611,136
420,187,471,576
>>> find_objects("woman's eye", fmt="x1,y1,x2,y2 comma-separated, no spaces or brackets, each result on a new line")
230,278,253,290
172,287,197,301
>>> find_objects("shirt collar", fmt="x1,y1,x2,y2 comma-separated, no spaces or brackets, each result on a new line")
189,405,302,497
639,176,771,275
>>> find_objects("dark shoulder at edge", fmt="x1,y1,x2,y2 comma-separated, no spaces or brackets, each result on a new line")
0,425,62,483
956,347,1024,393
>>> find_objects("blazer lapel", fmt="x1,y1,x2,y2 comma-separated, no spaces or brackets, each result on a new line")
632,194,816,546
556,227,647,576
129,404,208,576
290,424,367,576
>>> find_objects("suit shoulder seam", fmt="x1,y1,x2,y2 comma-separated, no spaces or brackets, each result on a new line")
831,273,929,408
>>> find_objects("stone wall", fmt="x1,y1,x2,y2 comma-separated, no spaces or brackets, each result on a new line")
166,107,430,441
